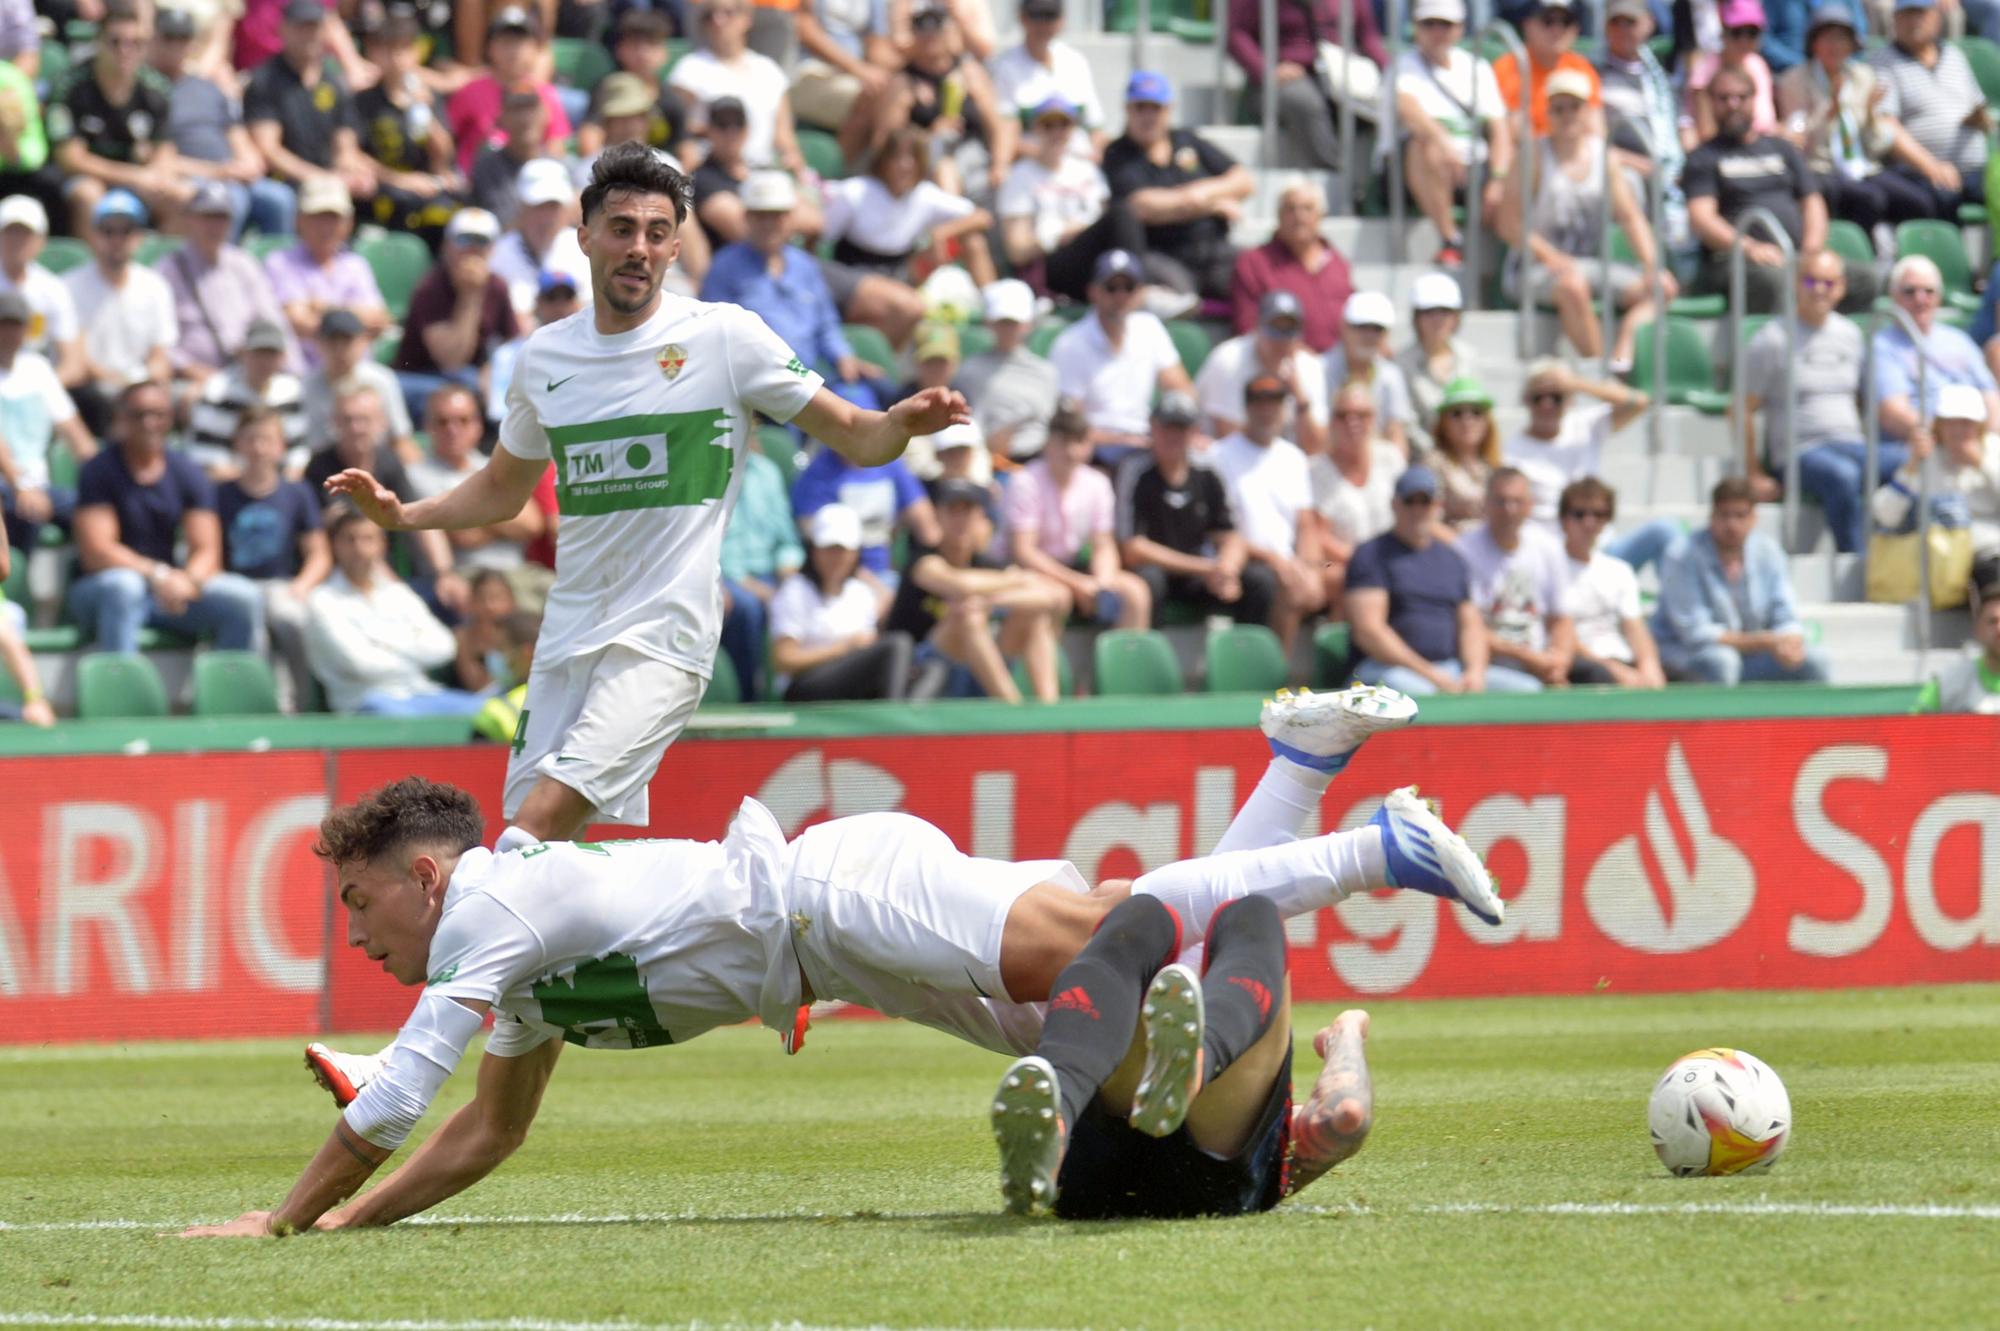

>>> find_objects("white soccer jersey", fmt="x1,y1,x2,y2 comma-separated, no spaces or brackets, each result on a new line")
423,798,802,1056
499,294,826,675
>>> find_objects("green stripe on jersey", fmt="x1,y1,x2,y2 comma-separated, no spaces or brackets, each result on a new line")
545,411,736,516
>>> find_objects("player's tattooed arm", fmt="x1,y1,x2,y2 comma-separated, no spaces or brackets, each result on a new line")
1284,1010,1374,1197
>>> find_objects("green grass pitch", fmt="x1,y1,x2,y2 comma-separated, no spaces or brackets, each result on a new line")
4,986,1998,1330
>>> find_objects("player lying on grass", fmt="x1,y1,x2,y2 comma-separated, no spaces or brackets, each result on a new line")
182,688,1498,1237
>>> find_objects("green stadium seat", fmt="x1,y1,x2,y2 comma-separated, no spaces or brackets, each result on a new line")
356,230,433,321
704,649,743,704
1825,218,1874,268
798,128,846,181
138,234,185,268
1953,36,2000,106
1027,322,1063,357
76,652,170,719
38,237,90,275
1894,219,1981,312
246,231,296,261
1310,622,1353,688
551,36,614,89
1204,624,1287,693
375,332,401,366
841,322,897,377
758,423,808,477
1165,319,1212,374
1010,646,1074,698
192,650,280,716
957,323,995,359
1092,628,1183,696
1,545,26,607
1632,319,1730,414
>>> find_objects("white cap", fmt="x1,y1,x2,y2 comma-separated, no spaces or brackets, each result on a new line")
1343,290,1396,328
982,278,1035,324
297,175,353,216
809,503,863,549
1545,68,1594,102
0,195,47,234
740,170,798,213
1410,271,1463,313
1411,0,1466,20
445,207,502,244
1936,383,1987,422
517,157,575,207
927,420,987,453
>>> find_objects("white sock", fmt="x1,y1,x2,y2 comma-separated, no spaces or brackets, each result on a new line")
1213,757,1332,854
1135,827,1388,945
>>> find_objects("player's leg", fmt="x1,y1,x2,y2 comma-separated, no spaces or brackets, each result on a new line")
989,894,1180,1215
1213,686,1417,855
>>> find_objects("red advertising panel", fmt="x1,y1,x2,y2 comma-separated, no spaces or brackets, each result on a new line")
4,716,1995,1043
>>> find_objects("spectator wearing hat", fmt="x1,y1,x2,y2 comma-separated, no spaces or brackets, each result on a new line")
64,191,175,432
1388,0,1513,271
1209,374,1325,648
1311,380,1407,613
1230,179,1354,353
302,306,415,458
1322,290,1414,452
1765,0,1860,72
1456,466,1571,690
68,378,263,655
470,92,558,227
668,1,807,176
1870,382,2000,592
164,180,300,386
997,94,1115,301
770,503,916,702
791,422,941,582
187,316,309,475
448,6,574,178
1596,0,1690,257
491,159,591,319
0,197,84,395
0,290,95,556
894,321,963,420
1493,0,1603,139
1228,0,1386,170
216,403,328,709
1686,0,1779,143
1876,254,2000,446
234,0,373,85
575,12,691,166
351,4,464,247
47,5,191,238
1870,0,1991,218
821,125,998,287
1398,271,1479,444
790,0,901,165
1196,289,1329,452
1117,390,1274,631
690,95,763,246
1005,401,1153,629
151,7,296,242
702,170,876,387
924,420,997,493
1500,65,1675,374
878,0,1014,201
1050,248,1196,461
1347,465,1524,695
719,424,806,701
265,176,391,363
1103,70,1253,303
243,0,374,206
991,0,1108,161
1683,63,1873,313
885,476,1067,703
393,207,519,425
1557,476,1665,687
956,279,1059,463
1503,358,1665,559
1652,476,1831,683
1423,375,1502,528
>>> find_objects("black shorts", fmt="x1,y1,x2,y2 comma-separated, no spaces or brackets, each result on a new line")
1053,1046,1293,1220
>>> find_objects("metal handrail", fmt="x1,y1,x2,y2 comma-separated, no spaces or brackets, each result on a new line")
1616,115,1668,458
1463,17,1528,362
1861,303,1936,676
1384,0,1404,266
1338,0,1356,215
1726,207,1797,543
1261,0,1279,180
1135,0,1150,68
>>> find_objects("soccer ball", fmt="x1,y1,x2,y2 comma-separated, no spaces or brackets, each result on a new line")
1647,1048,1791,1177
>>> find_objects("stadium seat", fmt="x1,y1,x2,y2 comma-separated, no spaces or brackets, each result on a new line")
1204,624,1288,692
357,230,433,321
76,652,170,719
1894,219,1981,311
246,232,295,261
1165,319,1212,374
1825,218,1874,269
375,332,401,365
1093,628,1183,696
1954,35,2000,106
38,237,90,275
1010,647,1074,697
1632,319,1731,414
551,36,614,89
192,650,280,716
1310,622,1353,688
705,649,743,705
758,422,808,476
1027,322,1063,357
138,234,185,268
2,545,26,607
841,322,897,377
957,323,995,359
798,128,846,181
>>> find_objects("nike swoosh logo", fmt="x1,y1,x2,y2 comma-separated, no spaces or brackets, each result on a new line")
546,374,579,392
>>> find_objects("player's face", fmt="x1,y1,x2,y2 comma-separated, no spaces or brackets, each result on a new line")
582,191,682,317
339,853,448,986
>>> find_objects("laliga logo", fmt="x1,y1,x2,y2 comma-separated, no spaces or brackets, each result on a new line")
1583,741,1755,953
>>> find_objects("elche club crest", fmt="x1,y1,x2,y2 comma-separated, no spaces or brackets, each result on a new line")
657,343,687,379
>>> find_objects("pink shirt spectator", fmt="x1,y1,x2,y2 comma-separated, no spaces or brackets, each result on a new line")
234,0,335,71
1003,457,1115,565
1686,52,1778,134
447,78,573,174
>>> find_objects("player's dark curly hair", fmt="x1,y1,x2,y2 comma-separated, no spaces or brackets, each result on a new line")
314,777,485,867
581,141,691,227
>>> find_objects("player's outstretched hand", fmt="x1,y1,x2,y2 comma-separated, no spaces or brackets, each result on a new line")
323,469,409,531
890,386,973,439
178,1210,277,1238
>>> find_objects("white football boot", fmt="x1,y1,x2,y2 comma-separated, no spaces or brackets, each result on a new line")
990,1055,1064,1216
1260,685,1418,776
1129,963,1205,1139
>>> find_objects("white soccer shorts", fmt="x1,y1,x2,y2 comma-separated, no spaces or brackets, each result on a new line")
502,643,706,826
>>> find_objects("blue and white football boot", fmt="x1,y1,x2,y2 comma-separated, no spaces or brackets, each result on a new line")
1369,786,1506,926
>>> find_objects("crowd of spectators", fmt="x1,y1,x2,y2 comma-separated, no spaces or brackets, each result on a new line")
3,0,1999,723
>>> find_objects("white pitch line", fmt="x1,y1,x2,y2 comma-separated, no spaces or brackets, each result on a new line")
0,1317,1041,1331
7,1199,2000,1233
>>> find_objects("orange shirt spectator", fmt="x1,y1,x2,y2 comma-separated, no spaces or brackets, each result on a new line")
1493,49,1602,137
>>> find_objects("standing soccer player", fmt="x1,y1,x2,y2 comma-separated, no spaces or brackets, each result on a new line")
314,142,969,1099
